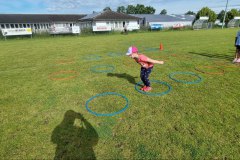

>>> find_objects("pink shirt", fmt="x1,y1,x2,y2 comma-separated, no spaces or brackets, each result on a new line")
136,54,154,68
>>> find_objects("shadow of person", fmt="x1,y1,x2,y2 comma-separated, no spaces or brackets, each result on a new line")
51,110,98,160
188,51,233,61
107,73,137,85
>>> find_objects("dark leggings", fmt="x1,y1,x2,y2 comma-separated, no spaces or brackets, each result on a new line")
140,67,153,87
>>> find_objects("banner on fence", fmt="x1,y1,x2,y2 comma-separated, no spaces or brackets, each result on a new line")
2,28,32,36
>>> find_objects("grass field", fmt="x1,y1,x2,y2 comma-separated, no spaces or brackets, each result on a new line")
1,29,240,159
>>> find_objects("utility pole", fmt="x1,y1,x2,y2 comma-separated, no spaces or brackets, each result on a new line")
222,0,229,29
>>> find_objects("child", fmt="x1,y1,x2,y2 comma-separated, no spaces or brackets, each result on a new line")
126,46,164,92
233,30,240,63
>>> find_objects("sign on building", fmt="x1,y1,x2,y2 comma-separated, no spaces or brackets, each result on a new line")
48,27,72,34
92,26,111,32
150,24,164,30
72,26,80,34
48,26,80,35
173,23,184,29
1,28,32,36
199,17,209,20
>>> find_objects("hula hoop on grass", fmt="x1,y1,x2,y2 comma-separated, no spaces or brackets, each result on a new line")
195,66,225,75
214,61,240,68
90,65,115,73
56,59,75,64
144,48,159,52
169,72,202,84
135,80,172,96
85,92,129,116
49,70,78,81
84,55,102,61
107,52,123,57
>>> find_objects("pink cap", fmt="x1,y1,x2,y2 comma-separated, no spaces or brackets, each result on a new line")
126,46,138,55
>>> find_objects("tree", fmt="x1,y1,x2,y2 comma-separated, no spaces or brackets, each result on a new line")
185,11,196,15
117,6,126,13
160,9,167,15
135,4,146,14
103,7,111,11
226,9,240,23
126,5,136,14
196,7,217,22
125,4,155,14
145,6,155,14
217,10,225,22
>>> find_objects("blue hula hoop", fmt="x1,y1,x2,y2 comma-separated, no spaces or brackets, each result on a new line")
90,65,115,73
84,55,102,61
85,92,129,116
135,80,172,96
144,48,159,52
107,52,124,57
169,72,202,84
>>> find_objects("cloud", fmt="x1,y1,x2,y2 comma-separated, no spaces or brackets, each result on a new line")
46,0,164,12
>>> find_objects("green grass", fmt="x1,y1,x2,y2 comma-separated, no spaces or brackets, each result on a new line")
1,29,240,159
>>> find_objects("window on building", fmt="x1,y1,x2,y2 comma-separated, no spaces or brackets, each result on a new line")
27,24,30,28
23,24,26,28
11,24,14,28
19,24,23,28
6,24,10,28
1,24,5,29
119,22,122,27
15,24,19,28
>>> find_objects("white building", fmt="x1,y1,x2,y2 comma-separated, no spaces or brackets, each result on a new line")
0,14,86,33
79,10,140,32
131,14,195,29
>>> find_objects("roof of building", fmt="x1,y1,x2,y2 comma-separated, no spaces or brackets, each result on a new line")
80,10,140,21
0,14,86,23
170,14,195,21
131,14,195,22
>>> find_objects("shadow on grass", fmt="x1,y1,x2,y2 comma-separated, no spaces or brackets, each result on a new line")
107,73,137,85
188,51,233,61
51,110,98,160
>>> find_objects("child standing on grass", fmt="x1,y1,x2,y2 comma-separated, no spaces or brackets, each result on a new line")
233,30,240,63
126,46,164,92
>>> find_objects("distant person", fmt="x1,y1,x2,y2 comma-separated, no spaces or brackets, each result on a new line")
124,24,128,34
126,46,164,92
233,30,240,63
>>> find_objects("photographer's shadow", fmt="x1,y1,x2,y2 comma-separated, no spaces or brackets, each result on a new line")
51,110,98,160
107,73,137,85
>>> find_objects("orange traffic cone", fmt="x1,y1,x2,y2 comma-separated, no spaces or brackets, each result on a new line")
160,43,163,50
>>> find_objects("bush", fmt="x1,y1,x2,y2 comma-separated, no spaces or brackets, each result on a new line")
80,28,93,35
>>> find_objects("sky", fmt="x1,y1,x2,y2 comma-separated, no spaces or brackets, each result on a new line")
0,0,239,14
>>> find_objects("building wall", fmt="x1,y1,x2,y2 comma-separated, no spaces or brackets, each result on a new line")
0,22,78,33
148,21,192,28
80,20,139,31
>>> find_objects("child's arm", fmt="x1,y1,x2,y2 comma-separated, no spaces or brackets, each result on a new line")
146,58,164,64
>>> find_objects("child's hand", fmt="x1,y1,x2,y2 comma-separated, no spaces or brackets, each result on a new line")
139,62,149,68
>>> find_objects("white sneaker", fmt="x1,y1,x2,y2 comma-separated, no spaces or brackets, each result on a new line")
233,58,237,63
236,58,240,63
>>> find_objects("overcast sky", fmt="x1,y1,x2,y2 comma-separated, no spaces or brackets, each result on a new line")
0,0,239,14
